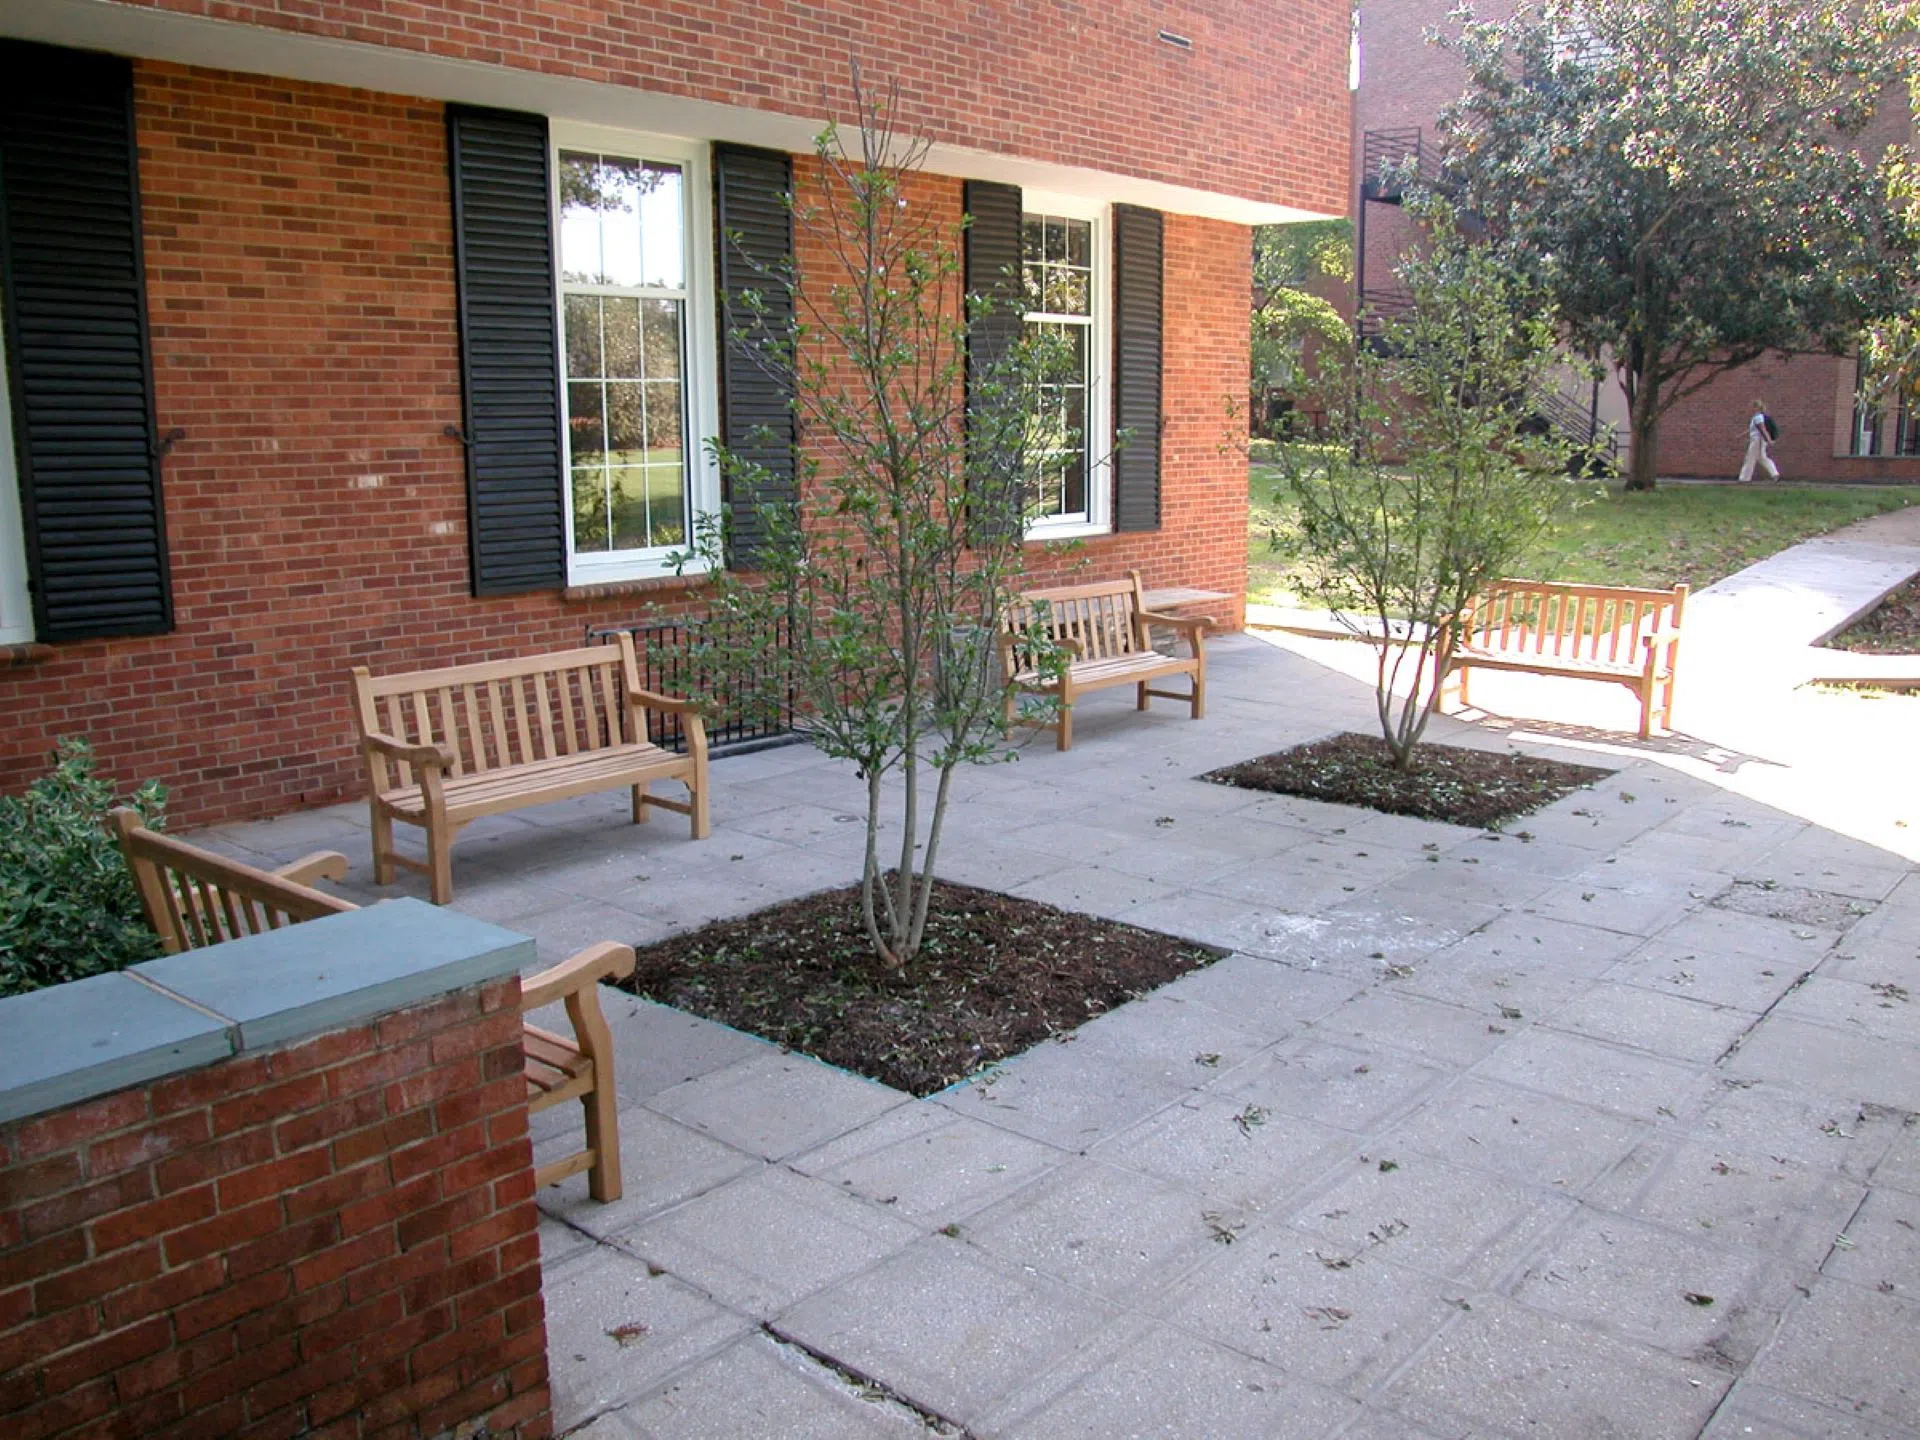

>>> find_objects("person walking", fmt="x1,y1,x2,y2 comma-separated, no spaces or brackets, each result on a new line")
1739,401,1781,482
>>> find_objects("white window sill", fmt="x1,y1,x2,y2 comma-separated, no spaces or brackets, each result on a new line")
567,553,712,588
1024,519,1110,543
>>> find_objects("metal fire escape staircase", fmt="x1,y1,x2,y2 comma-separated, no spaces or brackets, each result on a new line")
1356,126,1617,470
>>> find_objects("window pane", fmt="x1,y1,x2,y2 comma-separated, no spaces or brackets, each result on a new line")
648,463,686,546
641,299,682,380
571,465,611,549
646,379,684,455
639,165,685,288
608,468,654,550
605,381,646,455
602,297,642,378
1064,218,1091,267
595,157,647,287
564,295,603,378
558,151,603,283
1044,217,1067,264
1022,217,1045,265
1044,267,1089,316
566,381,605,458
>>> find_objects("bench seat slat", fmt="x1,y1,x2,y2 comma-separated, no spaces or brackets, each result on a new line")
378,742,693,820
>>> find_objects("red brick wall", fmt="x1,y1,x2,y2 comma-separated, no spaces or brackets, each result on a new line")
1657,355,1920,483
0,63,1251,825
0,980,550,1440
120,0,1350,216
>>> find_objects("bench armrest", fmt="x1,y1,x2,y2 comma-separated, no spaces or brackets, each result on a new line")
361,730,453,770
1640,626,1683,650
521,941,637,1012
274,852,348,887
625,686,698,715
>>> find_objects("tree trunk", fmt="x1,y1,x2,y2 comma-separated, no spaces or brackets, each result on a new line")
1625,378,1661,492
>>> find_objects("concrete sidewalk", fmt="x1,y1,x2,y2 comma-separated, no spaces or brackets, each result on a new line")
205,629,1920,1439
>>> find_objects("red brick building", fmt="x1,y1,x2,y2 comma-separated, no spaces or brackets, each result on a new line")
1352,0,1919,483
0,1,1350,825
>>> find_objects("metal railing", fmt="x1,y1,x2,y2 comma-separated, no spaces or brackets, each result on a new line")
587,614,797,755
1360,127,1442,202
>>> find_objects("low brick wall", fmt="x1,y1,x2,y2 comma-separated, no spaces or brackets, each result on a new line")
0,907,552,1440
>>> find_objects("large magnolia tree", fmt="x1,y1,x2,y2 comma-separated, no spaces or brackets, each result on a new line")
1437,0,1920,490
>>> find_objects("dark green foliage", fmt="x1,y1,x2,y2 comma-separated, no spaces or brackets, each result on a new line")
1438,0,1920,490
0,738,165,997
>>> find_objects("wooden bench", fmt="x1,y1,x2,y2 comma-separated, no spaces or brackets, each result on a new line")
351,633,709,905
1435,579,1688,738
1001,570,1210,750
111,810,638,1201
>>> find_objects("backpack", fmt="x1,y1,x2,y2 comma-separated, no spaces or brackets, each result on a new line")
1763,413,1779,441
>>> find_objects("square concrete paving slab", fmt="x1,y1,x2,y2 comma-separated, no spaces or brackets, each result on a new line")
1701,1382,1920,1440
1725,1016,1920,1112
1509,1209,1808,1366
622,1164,923,1318
934,1041,1191,1151
1586,1136,1869,1270
1381,1292,1730,1439
1746,1283,1920,1431
646,1050,907,1161
960,1157,1219,1304
1771,975,1920,1047
1287,1151,1575,1290
1378,1074,1651,1192
1192,840,1425,914
1824,1187,1920,1297
1158,1217,1464,1394
601,1331,940,1439
1526,877,1709,938
1009,862,1184,919
787,1104,1069,1227
1150,951,1362,1031
1651,905,1844,968
1743,828,1917,902
1305,988,1514,1071
1694,1078,1903,1182
772,1235,1121,1430
1222,1037,1451,1136
1053,989,1275,1085
977,1317,1360,1440
542,1245,757,1431
1539,980,1757,1063
1470,1027,1712,1122
1089,1091,1355,1216
1873,1118,1920,1196
1601,938,1814,1014
533,1106,763,1241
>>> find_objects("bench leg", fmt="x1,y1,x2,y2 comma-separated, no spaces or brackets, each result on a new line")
583,1078,622,1203
688,777,710,840
1003,688,1017,737
1137,680,1151,712
1057,702,1073,751
426,818,454,906
369,802,396,887
1190,659,1206,721
631,780,650,824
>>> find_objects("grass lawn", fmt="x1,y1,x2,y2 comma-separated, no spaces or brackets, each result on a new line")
1248,463,1920,606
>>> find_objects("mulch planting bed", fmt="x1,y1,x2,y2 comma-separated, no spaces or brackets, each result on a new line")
623,879,1218,1096
1203,731,1612,828
1827,576,1920,654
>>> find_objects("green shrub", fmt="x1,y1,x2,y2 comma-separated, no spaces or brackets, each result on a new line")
0,738,166,997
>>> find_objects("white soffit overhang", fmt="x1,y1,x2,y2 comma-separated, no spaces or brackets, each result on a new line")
2,0,1337,227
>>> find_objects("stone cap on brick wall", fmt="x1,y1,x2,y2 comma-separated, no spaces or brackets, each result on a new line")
0,899,532,1124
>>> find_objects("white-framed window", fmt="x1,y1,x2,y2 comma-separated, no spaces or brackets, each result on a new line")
552,126,719,585
1020,193,1111,540
0,315,32,645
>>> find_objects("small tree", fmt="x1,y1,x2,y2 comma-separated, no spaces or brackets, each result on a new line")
1283,211,1581,769
678,82,1066,969
1436,0,1920,491
1251,219,1353,431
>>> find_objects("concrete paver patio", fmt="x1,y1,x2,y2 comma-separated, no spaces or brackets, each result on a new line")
204,574,1920,1436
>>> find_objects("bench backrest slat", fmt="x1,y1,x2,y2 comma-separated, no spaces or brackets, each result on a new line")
113,809,355,954
1004,570,1148,669
351,635,644,790
1462,580,1688,665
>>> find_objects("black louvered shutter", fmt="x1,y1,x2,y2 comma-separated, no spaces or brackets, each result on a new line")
447,105,565,596
712,144,796,570
963,180,1023,542
0,41,171,641
1112,204,1164,532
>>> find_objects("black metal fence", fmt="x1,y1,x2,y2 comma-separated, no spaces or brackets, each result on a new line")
587,614,798,756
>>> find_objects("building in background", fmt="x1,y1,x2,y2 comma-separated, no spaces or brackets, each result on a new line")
1351,0,1919,482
